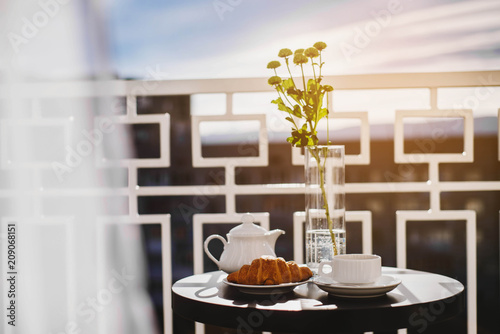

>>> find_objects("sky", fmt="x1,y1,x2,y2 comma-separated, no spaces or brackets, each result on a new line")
1,0,498,137
102,0,500,139
106,0,500,79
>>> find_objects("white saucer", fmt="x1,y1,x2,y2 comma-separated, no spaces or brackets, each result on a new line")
313,275,401,298
223,278,308,295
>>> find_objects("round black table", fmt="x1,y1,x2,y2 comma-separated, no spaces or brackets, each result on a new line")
172,267,465,333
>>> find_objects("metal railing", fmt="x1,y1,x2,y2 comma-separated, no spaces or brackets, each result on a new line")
1,70,499,334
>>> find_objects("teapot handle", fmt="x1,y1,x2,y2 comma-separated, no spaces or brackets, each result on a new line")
204,235,227,266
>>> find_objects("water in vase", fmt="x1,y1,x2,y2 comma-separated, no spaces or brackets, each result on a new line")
306,226,346,270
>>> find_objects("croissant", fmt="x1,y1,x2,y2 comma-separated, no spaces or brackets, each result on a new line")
227,256,313,285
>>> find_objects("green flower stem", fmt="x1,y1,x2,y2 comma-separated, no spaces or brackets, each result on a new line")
312,103,319,133
278,86,295,109
300,64,307,97
308,146,338,256
307,64,320,134
327,93,331,145
284,57,305,109
285,58,298,96
276,87,301,130
311,98,320,134
308,120,315,136
319,51,323,78
311,59,317,83
277,86,299,115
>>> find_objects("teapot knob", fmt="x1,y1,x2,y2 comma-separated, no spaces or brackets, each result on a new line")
241,213,254,225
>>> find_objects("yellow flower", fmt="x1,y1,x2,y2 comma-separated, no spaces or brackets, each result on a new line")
268,76,282,85
294,48,304,55
278,48,293,58
293,53,308,65
267,61,281,69
313,41,327,51
304,47,319,58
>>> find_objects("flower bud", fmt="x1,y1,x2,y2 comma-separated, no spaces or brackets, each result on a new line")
293,53,308,65
267,60,281,69
304,47,319,58
278,48,293,58
313,41,327,51
268,76,283,85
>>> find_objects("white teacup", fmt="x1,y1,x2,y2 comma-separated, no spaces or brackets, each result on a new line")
318,254,381,284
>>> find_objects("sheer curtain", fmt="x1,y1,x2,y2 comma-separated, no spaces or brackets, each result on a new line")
0,1,158,333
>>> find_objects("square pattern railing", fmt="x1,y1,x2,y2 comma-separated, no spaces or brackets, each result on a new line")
1,71,499,334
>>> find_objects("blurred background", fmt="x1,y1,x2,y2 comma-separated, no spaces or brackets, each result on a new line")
0,0,499,334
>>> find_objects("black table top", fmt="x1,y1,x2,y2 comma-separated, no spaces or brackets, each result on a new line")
172,267,465,333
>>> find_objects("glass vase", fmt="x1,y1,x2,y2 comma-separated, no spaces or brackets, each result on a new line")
305,145,346,270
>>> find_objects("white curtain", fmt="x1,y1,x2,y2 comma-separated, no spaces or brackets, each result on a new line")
0,1,158,333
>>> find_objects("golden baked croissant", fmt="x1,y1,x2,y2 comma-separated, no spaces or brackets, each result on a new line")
227,256,313,285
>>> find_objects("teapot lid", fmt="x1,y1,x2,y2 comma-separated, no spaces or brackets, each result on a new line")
229,213,267,236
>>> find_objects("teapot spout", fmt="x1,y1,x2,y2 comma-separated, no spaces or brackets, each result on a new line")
265,229,285,251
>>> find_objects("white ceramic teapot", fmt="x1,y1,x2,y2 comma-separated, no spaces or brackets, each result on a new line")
203,213,284,273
